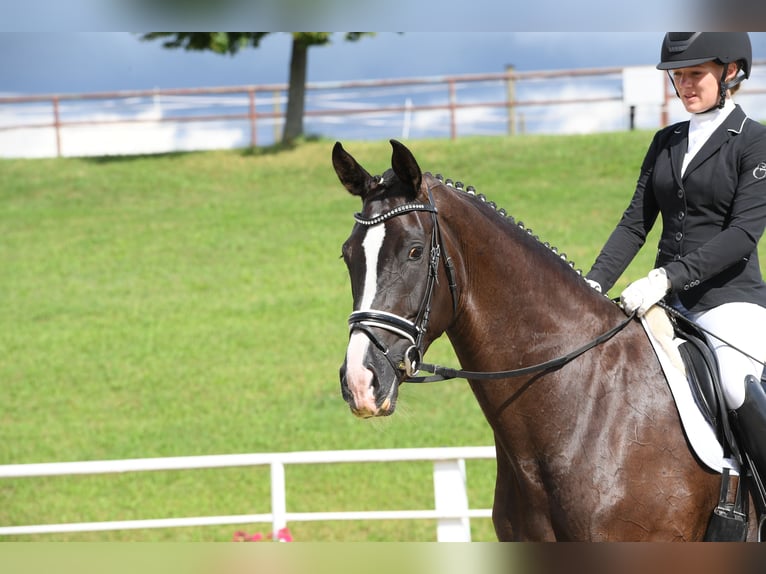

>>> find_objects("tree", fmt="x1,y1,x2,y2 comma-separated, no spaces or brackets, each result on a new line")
141,32,373,145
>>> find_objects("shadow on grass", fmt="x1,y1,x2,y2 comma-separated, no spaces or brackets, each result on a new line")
81,150,208,164
240,134,326,157
79,135,328,164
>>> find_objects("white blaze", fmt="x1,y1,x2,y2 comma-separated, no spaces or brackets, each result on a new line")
359,224,385,310
345,224,386,412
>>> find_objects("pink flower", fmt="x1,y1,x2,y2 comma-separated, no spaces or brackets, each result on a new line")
275,527,293,542
232,528,293,542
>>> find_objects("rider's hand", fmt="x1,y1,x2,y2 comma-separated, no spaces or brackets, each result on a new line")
620,268,670,316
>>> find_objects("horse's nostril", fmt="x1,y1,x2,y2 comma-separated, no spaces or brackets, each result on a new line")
339,364,352,401
370,372,380,392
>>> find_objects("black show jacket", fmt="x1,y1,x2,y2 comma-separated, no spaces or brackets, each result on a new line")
587,104,766,313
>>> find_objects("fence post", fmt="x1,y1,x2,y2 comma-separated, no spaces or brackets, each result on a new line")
448,79,457,141
248,87,257,148
273,90,282,145
506,65,516,136
270,461,287,537
52,96,62,158
433,458,471,542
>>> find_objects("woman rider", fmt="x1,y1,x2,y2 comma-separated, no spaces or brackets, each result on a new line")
585,32,766,506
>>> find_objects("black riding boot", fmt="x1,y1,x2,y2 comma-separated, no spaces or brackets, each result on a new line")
731,375,766,540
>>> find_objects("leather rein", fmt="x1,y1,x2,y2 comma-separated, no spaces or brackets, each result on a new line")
348,187,635,384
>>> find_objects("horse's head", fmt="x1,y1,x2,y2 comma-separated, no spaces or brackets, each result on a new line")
333,140,457,418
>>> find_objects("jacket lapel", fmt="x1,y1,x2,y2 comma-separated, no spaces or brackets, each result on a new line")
682,104,746,179
669,123,688,188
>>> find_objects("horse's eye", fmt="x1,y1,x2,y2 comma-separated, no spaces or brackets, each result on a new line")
408,246,424,260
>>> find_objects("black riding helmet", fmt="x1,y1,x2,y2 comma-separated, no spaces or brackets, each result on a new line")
657,32,752,109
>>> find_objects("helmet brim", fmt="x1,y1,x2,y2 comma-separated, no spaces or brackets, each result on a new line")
656,57,716,70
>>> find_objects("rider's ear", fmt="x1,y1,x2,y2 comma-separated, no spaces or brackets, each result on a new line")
390,139,423,199
332,141,375,197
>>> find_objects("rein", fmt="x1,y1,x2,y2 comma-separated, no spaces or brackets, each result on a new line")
347,184,636,384
408,310,635,383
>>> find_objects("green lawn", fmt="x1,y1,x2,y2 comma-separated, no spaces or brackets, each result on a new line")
1,133,662,541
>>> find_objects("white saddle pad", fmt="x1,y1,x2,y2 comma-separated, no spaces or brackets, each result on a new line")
640,314,739,475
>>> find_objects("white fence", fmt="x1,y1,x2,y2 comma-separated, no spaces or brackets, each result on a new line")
0,446,496,542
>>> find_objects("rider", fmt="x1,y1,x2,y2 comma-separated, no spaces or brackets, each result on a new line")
585,33,766,491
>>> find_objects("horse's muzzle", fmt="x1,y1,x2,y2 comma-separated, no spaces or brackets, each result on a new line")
339,361,397,418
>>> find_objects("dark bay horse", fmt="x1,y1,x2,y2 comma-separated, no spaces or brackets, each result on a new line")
333,139,753,541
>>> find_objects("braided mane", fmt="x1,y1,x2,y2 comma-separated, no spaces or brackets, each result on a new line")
424,171,589,281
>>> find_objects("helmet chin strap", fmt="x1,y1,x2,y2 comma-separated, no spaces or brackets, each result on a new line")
700,64,745,113
722,69,746,93
717,65,729,109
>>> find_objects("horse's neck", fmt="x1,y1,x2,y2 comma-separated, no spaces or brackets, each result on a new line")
440,197,636,463
445,194,604,370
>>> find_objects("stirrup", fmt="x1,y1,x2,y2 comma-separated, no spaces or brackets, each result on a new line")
705,467,749,542
744,452,766,542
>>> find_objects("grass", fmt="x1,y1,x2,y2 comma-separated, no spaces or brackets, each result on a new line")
1,133,663,541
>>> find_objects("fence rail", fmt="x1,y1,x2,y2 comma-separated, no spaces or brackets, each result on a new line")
0,446,496,542
4,63,765,158
0,68,623,158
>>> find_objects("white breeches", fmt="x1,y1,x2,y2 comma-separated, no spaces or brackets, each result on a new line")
689,303,766,409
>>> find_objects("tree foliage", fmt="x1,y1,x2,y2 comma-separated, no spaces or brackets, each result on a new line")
142,32,268,54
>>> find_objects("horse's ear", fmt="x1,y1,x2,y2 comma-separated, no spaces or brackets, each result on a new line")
390,139,423,198
332,141,375,197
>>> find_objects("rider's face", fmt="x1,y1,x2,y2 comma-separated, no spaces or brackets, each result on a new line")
671,61,736,113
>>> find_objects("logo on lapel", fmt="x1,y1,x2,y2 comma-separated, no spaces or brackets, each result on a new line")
754,162,766,180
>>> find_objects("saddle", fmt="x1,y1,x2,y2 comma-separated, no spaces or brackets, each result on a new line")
673,318,722,435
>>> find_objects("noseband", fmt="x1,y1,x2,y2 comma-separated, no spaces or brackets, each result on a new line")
348,187,458,378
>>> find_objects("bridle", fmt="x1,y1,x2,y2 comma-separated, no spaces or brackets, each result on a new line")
347,184,634,383
348,186,458,379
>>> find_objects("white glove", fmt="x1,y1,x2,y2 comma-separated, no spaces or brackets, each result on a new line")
620,268,670,316
585,279,602,293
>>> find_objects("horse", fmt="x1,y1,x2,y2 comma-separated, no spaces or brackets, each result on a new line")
332,139,757,541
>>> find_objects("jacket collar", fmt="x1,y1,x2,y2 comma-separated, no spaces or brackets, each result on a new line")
670,104,747,184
